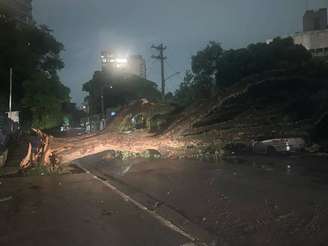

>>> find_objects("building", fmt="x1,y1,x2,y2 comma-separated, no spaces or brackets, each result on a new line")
101,51,147,79
0,0,33,24
128,55,147,79
267,8,328,57
293,29,328,57
303,8,327,32
292,8,328,57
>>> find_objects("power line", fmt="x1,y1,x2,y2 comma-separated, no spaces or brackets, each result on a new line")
146,59,157,79
165,60,184,82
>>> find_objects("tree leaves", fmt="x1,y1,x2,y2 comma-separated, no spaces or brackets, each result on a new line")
174,37,316,105
83,71,161,115
0,16,69,128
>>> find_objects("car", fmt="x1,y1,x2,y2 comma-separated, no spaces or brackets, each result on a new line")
253,138,305,154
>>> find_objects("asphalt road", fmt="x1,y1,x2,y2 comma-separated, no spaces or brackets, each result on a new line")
0,173,193,246
2,152,328,246
77,152,328,246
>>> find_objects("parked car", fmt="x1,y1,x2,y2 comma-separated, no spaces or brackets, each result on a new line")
253,138,305,154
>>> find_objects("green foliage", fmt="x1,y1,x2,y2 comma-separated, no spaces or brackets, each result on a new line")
192,41,223,80
0,15,69,128
83,71,161,115
174,42,223,106
22,73,70,129
216,37,311,87
174,70,195,106
174,37,320,105
62,102,87,127
192,41,223,98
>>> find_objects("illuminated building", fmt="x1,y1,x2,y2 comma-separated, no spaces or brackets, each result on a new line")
101,51,147,79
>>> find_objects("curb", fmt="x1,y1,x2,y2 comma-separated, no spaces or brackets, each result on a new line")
74,161,218,246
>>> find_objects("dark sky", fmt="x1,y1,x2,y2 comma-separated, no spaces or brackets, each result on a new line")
32,0,327,105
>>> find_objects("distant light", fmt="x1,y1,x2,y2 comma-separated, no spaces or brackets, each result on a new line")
111,112,117,117
116,58,128,64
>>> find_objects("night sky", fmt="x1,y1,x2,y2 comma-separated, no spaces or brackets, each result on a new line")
32,0,327,105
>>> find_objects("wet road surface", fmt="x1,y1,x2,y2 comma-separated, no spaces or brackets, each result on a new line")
77,152,328,246
0,173,192,246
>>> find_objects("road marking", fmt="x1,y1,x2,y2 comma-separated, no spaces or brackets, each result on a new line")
75,162,208,246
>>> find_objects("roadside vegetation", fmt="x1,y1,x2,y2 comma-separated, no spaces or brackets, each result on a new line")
0,15,70,129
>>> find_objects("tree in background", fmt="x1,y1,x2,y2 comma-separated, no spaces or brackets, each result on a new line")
216,37,311,87
22,73,70,129
82,71,105,115
174,37,320,105
0,14,70,129
174,70,195,106
83,71,161,115
191,41,223,97
62,102,87,127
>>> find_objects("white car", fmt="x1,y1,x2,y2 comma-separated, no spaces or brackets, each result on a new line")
254,138,305,153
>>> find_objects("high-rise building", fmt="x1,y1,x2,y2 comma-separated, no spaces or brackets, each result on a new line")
303,8,327,32
267,8,328,57
101,51,147,79
0,0,33,24
293,8,328,57
128,55,147,79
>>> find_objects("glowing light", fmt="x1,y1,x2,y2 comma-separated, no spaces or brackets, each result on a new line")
116,58,128,64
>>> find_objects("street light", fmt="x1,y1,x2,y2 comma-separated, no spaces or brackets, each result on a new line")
165,72,180,82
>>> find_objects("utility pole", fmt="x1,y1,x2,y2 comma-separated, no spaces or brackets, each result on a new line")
151,44,167,101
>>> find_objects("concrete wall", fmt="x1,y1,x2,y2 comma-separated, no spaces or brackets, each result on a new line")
293,29,328,56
